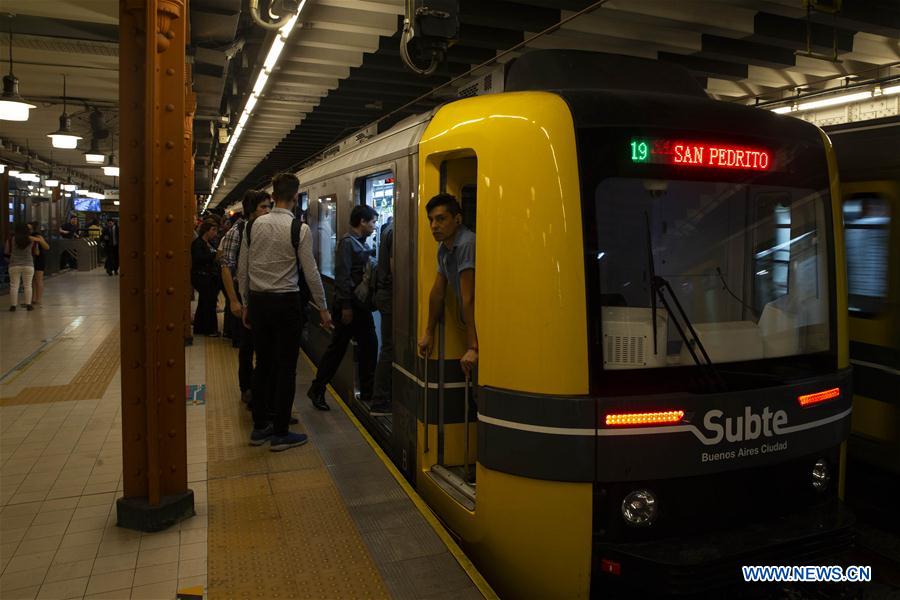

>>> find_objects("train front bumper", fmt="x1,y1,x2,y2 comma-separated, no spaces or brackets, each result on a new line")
593,499,855,595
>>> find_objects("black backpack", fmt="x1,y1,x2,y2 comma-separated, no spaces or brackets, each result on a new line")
245,218,312,305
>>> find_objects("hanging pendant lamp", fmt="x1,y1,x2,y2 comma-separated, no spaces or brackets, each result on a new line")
47,75,82,149
84,137,106,164
102,133,119,177
0,21,36,122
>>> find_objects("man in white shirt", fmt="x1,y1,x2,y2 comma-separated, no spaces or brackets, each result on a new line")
237,173,333,451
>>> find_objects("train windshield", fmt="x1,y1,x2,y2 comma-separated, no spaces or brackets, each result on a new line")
593,177,832,371
574,126,838,389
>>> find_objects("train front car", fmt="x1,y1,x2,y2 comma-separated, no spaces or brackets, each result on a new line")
412,53,852,598
567,58,851,594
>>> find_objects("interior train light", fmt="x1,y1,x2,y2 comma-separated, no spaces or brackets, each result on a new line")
883,84,900,95
630,138,772,171
798,387,840,407
605,410,685,427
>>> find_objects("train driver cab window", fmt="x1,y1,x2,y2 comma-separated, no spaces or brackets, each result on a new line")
843,194,891,316
317,195,337,278
356,172,394,260
594,179,832,370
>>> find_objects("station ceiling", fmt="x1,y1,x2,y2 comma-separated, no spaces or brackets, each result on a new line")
2,2,898,209
213,0,900,208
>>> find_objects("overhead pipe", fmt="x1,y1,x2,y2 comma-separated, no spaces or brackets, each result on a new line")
249,0,293,30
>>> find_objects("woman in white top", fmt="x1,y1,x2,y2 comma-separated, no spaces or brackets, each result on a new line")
4,223,41,311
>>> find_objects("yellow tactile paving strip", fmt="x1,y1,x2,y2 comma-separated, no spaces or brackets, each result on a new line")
204,339,390,599
0,327,120,406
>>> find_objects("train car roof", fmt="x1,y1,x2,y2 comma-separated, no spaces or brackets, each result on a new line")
296,110,436,186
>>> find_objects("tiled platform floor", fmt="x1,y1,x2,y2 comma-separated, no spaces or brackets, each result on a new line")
1,269,485,600
1,271,208,599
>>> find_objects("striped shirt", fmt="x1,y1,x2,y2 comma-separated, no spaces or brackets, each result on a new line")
236,207,327,310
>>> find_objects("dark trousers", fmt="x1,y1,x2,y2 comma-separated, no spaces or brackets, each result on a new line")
105,245,119,274
249,292,303,435
312,306,377,400
192,273,218,334
238,317,254,393
372,310,393,403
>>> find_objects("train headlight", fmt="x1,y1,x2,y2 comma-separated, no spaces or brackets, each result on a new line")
812,459,830,492
621,490,658,527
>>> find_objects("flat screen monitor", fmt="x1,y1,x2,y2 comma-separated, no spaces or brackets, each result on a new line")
74,197,101,212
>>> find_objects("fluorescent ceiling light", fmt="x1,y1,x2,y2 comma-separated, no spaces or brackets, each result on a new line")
45,178,59,187
263,36,285,72
9,169,20,176
237,112,249,128
244,94,258,114
62,183,77,191
770,106,792,114
252,71,269,96
797,91,872,112
76,188,89,194
114,200,120,206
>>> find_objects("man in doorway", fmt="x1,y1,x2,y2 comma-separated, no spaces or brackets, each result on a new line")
307,205,379,411
238,173,332,452
417,194,478,377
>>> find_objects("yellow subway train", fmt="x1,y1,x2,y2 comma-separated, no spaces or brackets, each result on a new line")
294,51,854,597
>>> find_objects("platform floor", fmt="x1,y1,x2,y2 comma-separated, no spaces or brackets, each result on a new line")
0,270,484,599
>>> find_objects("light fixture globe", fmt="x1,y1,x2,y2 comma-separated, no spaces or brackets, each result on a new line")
0,74,35,121
48,113,82,149
47,75,82,148
84,137,106,164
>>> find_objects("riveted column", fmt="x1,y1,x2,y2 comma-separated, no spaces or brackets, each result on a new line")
117,0,194,532
184,64,196,347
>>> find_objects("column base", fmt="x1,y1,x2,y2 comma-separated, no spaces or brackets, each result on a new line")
116,490,195,532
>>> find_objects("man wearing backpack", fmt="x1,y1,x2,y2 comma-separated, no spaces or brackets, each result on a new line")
220,189,271,405
307,205,379,411
237,173,332,452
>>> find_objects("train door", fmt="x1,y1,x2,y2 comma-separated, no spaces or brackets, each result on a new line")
351,169,395,422
419,152,479,509
842,181,900,478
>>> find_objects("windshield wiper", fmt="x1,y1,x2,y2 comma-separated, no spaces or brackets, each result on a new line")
644,212,726,391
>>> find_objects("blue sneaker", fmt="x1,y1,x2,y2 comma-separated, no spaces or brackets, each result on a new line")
249,424,274,446
269,431,309,452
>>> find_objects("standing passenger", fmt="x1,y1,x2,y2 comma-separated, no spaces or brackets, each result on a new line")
307,205,379,411
191,222,219,336
369,218,394,416
220,190,271,405
4,223,38,311
238,173,332,451
28,222,49,305
417,194,478,376
102,219,120,275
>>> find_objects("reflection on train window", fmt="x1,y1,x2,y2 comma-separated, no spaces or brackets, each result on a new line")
317,196,337,278
296,192,309,223
357,172,394,260
594,179,831,370
843,195,890,316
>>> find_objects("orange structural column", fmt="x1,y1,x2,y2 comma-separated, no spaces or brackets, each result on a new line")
117,0,194,531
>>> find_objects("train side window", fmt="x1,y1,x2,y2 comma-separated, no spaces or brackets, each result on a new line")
356,172,394,261
317,195,337,278
843,194,891,317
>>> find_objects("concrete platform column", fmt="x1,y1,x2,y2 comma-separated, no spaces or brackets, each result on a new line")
117,0,194,531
